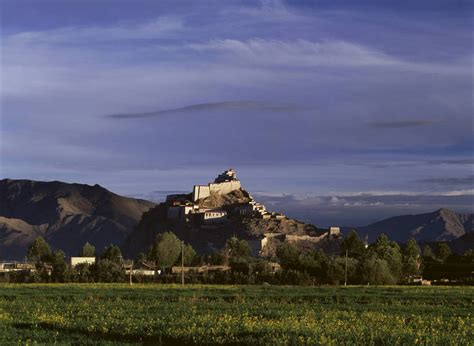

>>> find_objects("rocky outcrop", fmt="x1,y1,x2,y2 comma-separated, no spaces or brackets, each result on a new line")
122,168,331,259
122,202,330,258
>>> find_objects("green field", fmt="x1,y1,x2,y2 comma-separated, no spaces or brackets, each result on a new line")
0,284,472,345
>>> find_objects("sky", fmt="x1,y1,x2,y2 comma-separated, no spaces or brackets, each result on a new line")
1,0,473,226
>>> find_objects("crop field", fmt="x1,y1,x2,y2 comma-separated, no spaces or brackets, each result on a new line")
0,284,472,345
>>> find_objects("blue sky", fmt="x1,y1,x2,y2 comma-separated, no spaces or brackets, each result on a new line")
1,0,473,226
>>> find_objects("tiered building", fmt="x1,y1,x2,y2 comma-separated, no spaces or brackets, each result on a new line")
192,169,241,202
166,169,290,224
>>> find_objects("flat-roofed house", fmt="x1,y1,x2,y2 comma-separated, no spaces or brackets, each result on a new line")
70,257,96,267
201,209,227,224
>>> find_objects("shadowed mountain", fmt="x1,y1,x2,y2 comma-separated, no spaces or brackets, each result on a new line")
356,208,473,244
447,233,474,255
0,179,155,259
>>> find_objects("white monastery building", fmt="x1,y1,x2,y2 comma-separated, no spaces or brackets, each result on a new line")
193,169,241,202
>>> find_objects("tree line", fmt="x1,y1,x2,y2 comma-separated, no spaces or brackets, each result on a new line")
2,231,473,285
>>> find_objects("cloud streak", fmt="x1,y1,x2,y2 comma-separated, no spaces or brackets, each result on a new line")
188,39,400,66
105,100,300,119
417,175,474,187
369,120,435,128
7,17,184,44
427,159,474,166
254,191,474,226
221,0,306,23
186,39,469,74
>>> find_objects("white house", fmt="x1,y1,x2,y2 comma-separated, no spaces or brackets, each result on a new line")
201,209,227,224
70,257,96,267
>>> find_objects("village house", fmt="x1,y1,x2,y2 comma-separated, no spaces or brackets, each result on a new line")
0,262,36,273
69,257,96,267
123,261,159,276
171,265,231,274
329,227,341,236
200,209,227,224
167,204,196,220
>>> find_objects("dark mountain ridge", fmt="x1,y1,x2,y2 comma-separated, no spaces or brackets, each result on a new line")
0,179,155,259
356,208,473,244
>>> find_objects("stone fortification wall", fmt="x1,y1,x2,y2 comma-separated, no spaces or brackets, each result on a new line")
193,185,211,201
193,180,241,202
209,181,241,195
285,234,327,243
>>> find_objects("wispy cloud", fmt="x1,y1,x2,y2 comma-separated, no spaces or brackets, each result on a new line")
254,191,474,226
369,120,435,128
186,38,469,74
427,159,474,166
105,100,299,119
417,175,474,187
187,39,400,67
221,0,305,23
7,17,183,44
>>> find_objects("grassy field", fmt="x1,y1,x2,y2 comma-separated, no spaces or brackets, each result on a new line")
0,284,472,345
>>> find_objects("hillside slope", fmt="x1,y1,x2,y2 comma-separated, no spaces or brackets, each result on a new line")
0,179,155,259
357,208,473,243
122,203,328,258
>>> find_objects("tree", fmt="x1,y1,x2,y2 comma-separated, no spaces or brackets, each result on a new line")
361,254,397,285
74,263,93,283
276,243,300,270
299,249,328,280
436,243,452,262
179,244,197,266
81,242,96,257
462,249,474,264
209,250,226,265
224,237,253,273
148,232,182,269
341,230,366,259
100,245,122,264
27,236,52,263
423,245,434,259
137,252,147,263
370,234,403,282
51,250,67,282
92,260,125,283
403,239,421,279
226,237,251,260
324,257,359,285
326,257,345,285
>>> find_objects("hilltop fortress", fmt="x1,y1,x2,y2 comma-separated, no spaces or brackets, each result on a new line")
150,169,341,257
192,169,241,202
124,168,341,257
166,169,285,224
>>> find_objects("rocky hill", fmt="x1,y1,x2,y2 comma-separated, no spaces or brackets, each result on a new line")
356,208,473,244
122,203,328,257
122,170,336,258
0,179,155,259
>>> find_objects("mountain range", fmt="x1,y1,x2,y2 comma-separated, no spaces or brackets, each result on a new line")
0,178,472,260
356,208,473,243
0,179,155,259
